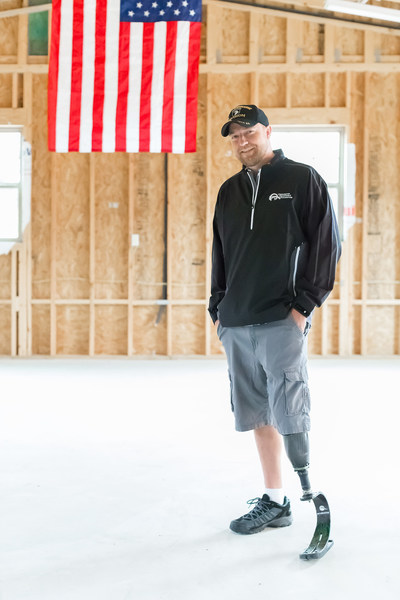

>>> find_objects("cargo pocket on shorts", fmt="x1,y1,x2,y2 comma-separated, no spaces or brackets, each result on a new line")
284,369,309,416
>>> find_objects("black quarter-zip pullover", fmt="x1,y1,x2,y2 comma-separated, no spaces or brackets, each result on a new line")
208,149,342,326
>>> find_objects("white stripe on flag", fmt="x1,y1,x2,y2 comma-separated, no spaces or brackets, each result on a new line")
55,0,74,152
79,0,96,152
126,22,143,153
149,22,167,153
172,21,190,154
102,0,121,152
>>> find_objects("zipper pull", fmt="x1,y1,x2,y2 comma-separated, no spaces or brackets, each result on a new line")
250,206,255,230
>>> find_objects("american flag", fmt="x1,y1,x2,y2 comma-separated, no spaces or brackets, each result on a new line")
48,0,202,153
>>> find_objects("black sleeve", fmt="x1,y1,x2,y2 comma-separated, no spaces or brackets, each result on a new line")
208,195,226,323
292,170,342,317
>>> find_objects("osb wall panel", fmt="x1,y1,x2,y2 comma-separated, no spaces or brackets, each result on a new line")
131,307,167,355
94,153,129,300
200,3,207,61
171,306,205,355
132,153,165,301
351,305,361,355
329,73,346,108
56,306,90,354
302,22,324,57
396,308,400,355
95,305,127,355
54,155,91,299
0,255,11,299
169,160,206,301
0,75,12,107
308,307,322,355
329,279,340,302
335,27,364,57
396,77,400,299
380,33,400,56
169,76,207,302
366,306,396,354
0,3,18,56
327,306,340,355
291,73,324,107
260,16,286,58
396,309,400,355
210,325,224,355
259,74,286,109
32,74,51,300
0,6,18,108
221,9,249,60
31,305,50,355
367,74,400,301
349,73,364,303
0,306,11,354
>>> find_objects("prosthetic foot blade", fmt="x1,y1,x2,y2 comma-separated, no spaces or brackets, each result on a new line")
300,492,334,560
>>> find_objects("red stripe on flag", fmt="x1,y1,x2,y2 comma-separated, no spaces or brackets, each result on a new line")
48,0,62,151
92,0,108,152
139,23,154,153
161,21,178,153
185,22,201,153
115,21,131,152
344,206,355,216
68,0,84,151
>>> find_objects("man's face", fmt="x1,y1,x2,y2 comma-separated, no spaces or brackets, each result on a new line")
229,122,272,168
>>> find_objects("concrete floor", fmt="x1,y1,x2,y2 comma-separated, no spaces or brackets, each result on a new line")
0,357,399,600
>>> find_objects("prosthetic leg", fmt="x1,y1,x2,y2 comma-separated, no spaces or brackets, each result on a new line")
284,433,334,560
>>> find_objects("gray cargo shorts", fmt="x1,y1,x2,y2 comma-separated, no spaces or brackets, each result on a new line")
217,312,311,435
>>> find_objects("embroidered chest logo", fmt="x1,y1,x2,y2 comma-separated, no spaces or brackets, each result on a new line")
268,192,293,201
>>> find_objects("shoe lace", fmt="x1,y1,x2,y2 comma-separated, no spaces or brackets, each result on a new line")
244,497,270,520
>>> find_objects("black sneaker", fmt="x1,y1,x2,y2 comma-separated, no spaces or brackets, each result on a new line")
230,494,293,535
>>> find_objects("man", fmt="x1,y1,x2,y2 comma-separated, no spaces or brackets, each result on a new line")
208,105,341,535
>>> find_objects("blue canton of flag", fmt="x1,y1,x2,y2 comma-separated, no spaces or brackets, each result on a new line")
120,0,202,23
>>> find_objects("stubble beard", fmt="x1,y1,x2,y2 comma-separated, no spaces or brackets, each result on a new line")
238,147,261,169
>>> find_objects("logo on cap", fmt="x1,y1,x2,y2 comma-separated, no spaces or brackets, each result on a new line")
221,105,269,137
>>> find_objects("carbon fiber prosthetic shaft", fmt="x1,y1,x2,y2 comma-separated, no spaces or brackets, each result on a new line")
283,432,312,494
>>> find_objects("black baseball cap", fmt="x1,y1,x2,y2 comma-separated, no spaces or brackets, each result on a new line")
221,104,269,137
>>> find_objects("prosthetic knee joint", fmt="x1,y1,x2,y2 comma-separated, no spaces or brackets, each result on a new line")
283,433,312,500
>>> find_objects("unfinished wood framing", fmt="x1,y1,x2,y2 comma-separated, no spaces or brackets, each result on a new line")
1,1,400,356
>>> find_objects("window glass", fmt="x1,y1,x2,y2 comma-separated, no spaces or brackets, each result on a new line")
328,187,339,216
0,132,21,184
28,0,51,56
0,188,19,239
271,129,341,184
